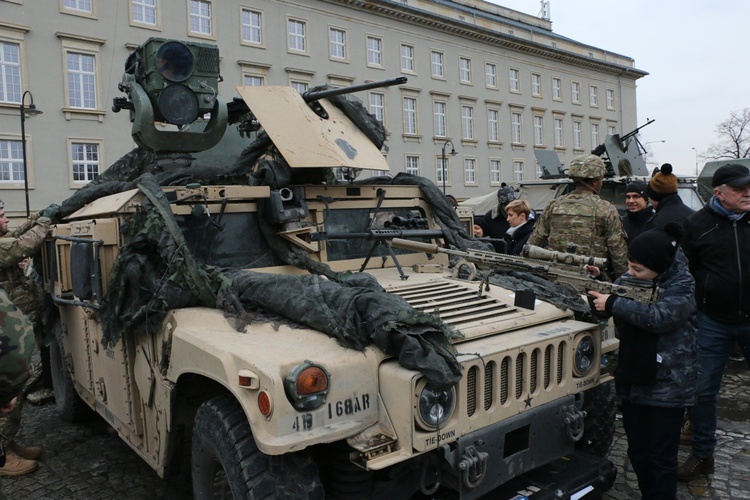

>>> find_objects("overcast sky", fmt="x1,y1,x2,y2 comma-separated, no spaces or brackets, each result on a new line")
486,0,746,176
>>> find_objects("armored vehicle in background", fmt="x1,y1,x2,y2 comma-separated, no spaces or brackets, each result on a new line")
40,38,617,499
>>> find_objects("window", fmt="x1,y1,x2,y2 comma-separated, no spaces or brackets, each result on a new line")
0,42,21,104
531,73,542,96
509,68,520,92
0,140,23,182
70,141,100,183
572,82,580,103
241,8,263,45
291,81,309,93
437,157,449,185
464,158,476,184
573,120,582,149
243,75,264,86
400,44,415,73
511,112,522,143
189,0,213,37
459,57,471,83
329,28,346,60
67,52,97,109
552,77,562,100
485,63,497,88
131,0,158,28
533,116,544,146
490,159,501,183
554,118,564,147
536,163,543,179
606,89,615,110
369,92,385,123
608,125,617,136
288,19,307,53
406,155,420,175
63,0,94,16
431,51,444,78
487,109,499,142
367,36,383,67
513,161,524,182
589,85,598,106
403,96,417,135
591,123,599,146
433,101,446,138
461,105,474,140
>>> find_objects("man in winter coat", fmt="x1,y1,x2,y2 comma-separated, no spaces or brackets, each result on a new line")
621,179,654,240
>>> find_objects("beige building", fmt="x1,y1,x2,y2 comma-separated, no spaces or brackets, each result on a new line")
0,0,646,221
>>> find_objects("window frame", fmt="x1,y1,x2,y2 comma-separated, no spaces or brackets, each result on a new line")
188,0,215,40
531,73,542,96
573,120,583,149
240,7,264,47
489,158,501,184
366,35,383,68
433,100,447,138
68,138,104,187
571,81,581,104
461,104,475,140
60,0,98,19
459,57,472,84
606,88,615,110
402,95,418,136
485,62,497,89
554,117,564,148
552,77,562,100
130,0,161,30
0,40,22,105
511,111,523,144
430,50,444,79
369,91,385,124
487,108,500,143
400,43,415,73
0,136,29,188
589,85,598,107
509,68,520,92
463,157,477,185
513,160,524,182
405,155,420,176
533,115,544,146
287,17,308,55
329,26,347,61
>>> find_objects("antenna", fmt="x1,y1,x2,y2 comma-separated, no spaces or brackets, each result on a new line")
538,1,550,20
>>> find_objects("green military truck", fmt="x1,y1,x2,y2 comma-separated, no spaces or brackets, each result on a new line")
40,38,617,499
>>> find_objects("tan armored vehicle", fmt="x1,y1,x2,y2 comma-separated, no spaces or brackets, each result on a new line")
40,38,618,499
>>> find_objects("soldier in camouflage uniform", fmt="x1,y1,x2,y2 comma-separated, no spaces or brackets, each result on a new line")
0,202,51,476
527,154,628,279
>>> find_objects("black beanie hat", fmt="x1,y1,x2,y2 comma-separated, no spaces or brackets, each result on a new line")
627,223,683,274
647,163,678,201
625,179,648,198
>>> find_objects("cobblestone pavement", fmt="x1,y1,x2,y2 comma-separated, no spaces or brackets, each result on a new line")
5,359,749,499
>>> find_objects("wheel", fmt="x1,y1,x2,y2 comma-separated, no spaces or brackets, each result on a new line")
576,381,616,457
49,322,93,422
191,394,324,500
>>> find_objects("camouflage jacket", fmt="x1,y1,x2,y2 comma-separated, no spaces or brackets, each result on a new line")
611,261,697,407
0,286,35,407
527,190,628,278
0,216,50,315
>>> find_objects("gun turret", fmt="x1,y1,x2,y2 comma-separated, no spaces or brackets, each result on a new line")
591,119,655,177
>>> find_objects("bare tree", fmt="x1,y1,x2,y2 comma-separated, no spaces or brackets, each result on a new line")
704,108,750,160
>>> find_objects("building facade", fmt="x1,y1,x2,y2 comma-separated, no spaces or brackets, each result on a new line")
0,0,647,220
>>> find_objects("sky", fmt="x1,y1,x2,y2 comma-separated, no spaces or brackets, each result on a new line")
485,0,747,176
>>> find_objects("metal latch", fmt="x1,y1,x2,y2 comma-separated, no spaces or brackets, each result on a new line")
563,404,586,442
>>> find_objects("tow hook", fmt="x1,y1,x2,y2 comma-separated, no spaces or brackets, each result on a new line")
563,404,586,442
458,446,488,489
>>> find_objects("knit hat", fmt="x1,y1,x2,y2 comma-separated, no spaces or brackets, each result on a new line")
647,163,678,201
627,223,683,274
496,183,516,205
625,179,648,198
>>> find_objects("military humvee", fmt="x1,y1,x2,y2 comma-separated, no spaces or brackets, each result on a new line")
41,38,617,499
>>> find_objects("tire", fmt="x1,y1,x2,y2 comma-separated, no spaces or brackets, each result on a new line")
49,322,93,422
576,380,616,457
192,394,324,500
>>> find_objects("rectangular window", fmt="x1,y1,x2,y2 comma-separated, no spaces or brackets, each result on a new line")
490,159,501,183
464,158,476,184
573,121,582,149
243,75,264,86
511,112,522,143
485,63,497,88
461,105,474,140
591,123,599,146
0,42,21,104
589,85,598,106
606,89,615,109
329,28,346,60
509,68,520,92
459,57,471,83
536,163,543,179
65,0,92,12
433,101,447,138
403,97,417,135
554,118,564,147
67,52,97,109
291,81,308,93
241,9,263,45
189,0,212,36
431,51,444,78
369,92,385,123
487,109,499,142
71,142,100,182
0,140,23,182
288,19,307,52
436,157,449,185
406,155,420,175
572,82,580,103
552,77,562,100
400,44,415,72
532,73,542,96
513,161,524,182
533,116,544,146
131,0,157,26
608,125,617,136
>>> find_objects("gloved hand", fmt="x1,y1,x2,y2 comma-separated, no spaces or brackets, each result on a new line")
39,204,62,222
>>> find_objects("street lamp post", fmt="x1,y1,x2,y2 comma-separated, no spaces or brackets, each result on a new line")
691,147,699,177
440,139,457,195
644,140,666,147
19,90,43,217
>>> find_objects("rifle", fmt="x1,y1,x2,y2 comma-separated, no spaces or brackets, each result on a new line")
591,118,655,157
390,239,660,305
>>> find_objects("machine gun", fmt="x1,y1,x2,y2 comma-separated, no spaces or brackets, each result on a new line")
591,118,655,177
390,239,661,305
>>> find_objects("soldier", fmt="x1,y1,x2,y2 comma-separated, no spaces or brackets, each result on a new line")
0,202,51,476
528,154,628,279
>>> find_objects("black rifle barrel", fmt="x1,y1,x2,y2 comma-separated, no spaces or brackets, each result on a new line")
302,77,408,102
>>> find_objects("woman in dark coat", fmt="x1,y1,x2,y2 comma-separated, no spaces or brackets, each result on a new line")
502,199,536,255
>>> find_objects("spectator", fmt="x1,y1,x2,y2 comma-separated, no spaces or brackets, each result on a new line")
474,183,518,252
677,164,750,481
503,199,536,255
647,163,694,228
621,179,654,240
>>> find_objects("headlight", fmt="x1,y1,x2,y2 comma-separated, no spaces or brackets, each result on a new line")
416,381,456,431
573,333,596,377
284,360,330,411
